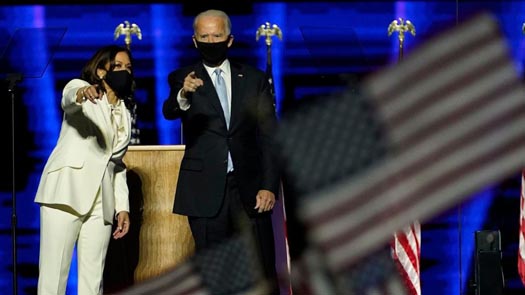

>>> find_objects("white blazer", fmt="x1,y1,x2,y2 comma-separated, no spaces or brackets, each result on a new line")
35,79,131,224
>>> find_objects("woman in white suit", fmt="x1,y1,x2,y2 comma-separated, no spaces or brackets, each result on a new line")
35,45,135,295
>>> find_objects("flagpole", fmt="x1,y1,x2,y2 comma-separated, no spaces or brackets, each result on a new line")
388,18,415,61
256,22,282,98
114,20,142,50
388,18,420,295
256,22,282,59
114,20,143,145
256,21,290,293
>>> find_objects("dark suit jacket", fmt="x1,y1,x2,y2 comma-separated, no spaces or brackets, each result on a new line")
163,61,280,218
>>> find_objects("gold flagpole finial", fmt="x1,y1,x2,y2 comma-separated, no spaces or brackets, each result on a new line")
114,20,142,50
388,18,415,60
256,22,283,47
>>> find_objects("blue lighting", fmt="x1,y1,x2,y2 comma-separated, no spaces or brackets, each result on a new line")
1,2,524,294
253,3,286,116
153,4,183,145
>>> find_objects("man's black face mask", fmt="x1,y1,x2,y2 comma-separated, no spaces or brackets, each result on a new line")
195,37,230,66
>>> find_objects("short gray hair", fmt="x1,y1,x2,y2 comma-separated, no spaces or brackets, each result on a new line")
193,9,232,36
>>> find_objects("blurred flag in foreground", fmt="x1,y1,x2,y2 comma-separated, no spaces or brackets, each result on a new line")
276,12,525,294
118,232,267,295
290,246,407,295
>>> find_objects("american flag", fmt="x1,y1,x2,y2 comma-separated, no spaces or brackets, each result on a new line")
117,233,266,295
290,246,407,295
276,75,408,294
118,261,209,295
274,14,525,294
518,171,525,286
392,223,421,295
264,44,293,292
129,101,141,145
298,12,525,273
127,83,141,145
389,23,421,295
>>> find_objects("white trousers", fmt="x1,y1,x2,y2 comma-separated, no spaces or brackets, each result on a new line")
38,190,112,295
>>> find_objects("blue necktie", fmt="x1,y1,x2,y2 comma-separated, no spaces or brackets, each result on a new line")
214,68,230,128
214,68,233,172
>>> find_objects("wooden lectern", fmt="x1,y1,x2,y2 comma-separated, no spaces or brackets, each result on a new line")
123,145,195,282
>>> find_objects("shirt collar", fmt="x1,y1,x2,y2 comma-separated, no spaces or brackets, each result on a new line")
203,59,231,78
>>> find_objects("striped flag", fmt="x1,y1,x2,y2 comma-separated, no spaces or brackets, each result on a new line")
291,246,407,295
518,171,525,286
273,15,525,293
277,182,292,290
392,223,421,295
298,12,525,273
265,47,293,292
121,262,209,295
388,21,422,295
118,234,266,295
266,55,277,100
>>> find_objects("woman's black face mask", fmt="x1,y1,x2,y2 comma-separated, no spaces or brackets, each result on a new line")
104,70,133,98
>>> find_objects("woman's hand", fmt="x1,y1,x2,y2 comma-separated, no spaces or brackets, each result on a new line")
77,85,101,104
113,211,130,239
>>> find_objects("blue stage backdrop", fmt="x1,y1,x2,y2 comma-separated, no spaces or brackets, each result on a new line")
1,1,525,295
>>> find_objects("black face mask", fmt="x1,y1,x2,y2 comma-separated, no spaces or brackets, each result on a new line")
195,38,230,66
104,70,133,98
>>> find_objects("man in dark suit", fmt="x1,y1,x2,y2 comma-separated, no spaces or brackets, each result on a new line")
162,9,280,293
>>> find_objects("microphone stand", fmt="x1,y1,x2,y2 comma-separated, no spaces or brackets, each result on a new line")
1,27,67,295
7,73,22,295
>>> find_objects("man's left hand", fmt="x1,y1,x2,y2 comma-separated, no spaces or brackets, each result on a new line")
254,190,276,213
